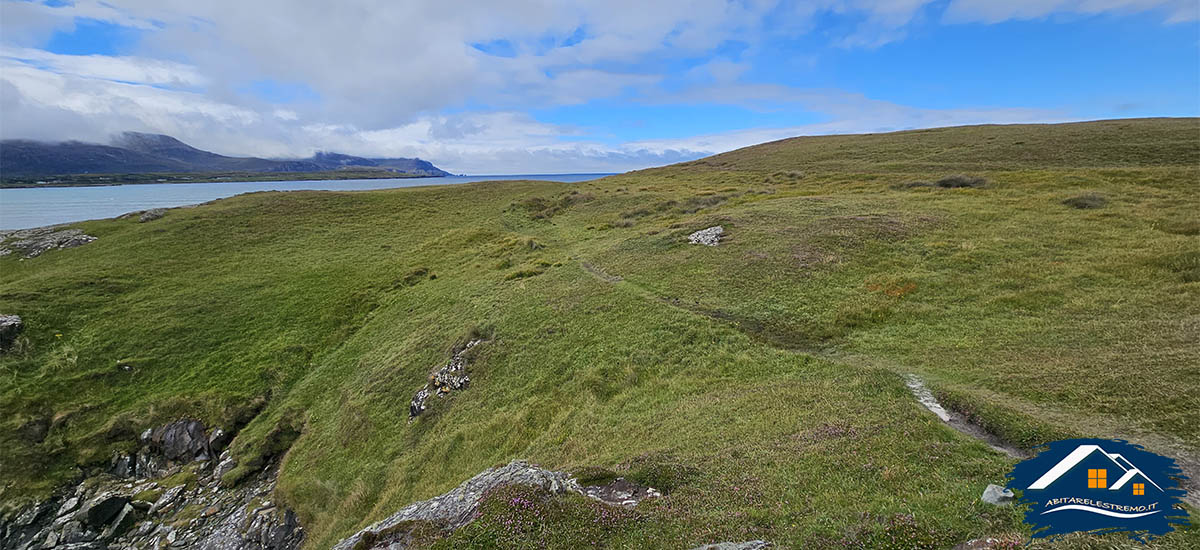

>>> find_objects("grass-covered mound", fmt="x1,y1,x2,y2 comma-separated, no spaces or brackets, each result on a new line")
2,118,1198,548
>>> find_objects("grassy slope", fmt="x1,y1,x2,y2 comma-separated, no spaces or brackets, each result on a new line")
2,118,1197,548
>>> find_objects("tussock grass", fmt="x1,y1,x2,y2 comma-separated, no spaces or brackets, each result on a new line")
1061,192,1108,209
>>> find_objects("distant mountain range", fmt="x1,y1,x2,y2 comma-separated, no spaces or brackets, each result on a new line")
0,132,450,177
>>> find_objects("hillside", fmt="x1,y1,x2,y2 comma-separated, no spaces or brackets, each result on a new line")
1,118,1197,549
0,132,450,178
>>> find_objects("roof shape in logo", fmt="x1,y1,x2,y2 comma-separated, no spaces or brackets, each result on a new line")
1027,444,1163,492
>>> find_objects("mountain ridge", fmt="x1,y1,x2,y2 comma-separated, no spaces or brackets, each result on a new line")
0,132,450,177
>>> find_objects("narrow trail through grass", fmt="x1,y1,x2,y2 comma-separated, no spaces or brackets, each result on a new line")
3,119,1197,548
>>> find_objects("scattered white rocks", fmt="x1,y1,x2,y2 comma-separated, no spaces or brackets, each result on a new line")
409,339,483,418
688,226,724,246
579,478,662,508
980,484,1015,506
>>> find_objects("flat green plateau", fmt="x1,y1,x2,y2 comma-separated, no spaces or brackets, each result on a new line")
2,118,1198,549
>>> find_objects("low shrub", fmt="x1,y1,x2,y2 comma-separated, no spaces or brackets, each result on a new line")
1061,192,1108,209
1158,219,1200,236
934,175,987,188
504,269,543,281
625,453,698,493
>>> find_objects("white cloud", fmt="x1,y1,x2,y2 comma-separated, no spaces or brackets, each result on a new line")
1,51,1068,175
0,58,269,150
0,1,1189,172
1,46,206,87
943,0,1198,24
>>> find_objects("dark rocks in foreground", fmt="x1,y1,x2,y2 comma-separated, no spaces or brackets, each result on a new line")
0,418,303,550
0,314,23,351
149,419,214,463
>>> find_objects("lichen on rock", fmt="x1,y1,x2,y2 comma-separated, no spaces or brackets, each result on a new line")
688,226,724,246
0,226,97,259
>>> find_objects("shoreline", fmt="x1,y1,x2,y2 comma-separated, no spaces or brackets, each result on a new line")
0,170,443,189
0,173,614,230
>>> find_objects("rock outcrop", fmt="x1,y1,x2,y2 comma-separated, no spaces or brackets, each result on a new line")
688,226,724,246
150,419,214,463
138,209,166,223
0,314,23,351
0,419,303,550
332,459,663,550
117,209,168,223
0,226,96,259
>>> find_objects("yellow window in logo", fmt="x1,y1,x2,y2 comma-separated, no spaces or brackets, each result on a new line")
1133,483,1145,495
1088,469,1107,488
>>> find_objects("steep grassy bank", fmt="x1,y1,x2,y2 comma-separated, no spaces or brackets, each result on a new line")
2,118,1197,548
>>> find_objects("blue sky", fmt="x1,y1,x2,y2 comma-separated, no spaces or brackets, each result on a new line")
1,0,1197,173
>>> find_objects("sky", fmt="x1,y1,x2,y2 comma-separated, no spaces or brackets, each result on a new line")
1,1,1197,174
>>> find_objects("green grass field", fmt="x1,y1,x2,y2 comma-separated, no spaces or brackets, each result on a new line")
2,118,1197,549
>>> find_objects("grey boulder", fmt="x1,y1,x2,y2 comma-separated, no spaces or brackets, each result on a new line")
981,484,1014,506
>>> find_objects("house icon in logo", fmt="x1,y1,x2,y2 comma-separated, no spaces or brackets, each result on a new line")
1028,444,1163,497
1006,438,1188,540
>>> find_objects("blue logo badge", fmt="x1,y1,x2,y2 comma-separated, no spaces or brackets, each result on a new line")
1006,438,1189,541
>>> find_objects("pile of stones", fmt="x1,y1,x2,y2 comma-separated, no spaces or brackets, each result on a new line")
409,339,483,418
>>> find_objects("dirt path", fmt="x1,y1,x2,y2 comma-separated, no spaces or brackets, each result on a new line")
576,258,1200,508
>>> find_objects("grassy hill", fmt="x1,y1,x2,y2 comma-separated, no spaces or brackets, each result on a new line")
1,118,1197,548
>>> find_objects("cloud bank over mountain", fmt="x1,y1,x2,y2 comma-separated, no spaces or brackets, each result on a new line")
1,0,1195,173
